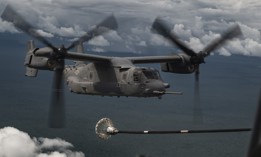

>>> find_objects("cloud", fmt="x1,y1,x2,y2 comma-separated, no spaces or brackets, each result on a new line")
104,30,122,42
0,127,85,157
218,47,231,56
36,30,54,38
37,138,73,150
91,47,105,52
241,38,261,57
149,34,171,47
88,36,110,46
156,15,261,57
239,23,261,42
0,127,36,157
0,0,260,57
38,16,85,38
173,24,192,40
137,41,147,47
36,151,84,157
0,19,18,33
185,37,204,52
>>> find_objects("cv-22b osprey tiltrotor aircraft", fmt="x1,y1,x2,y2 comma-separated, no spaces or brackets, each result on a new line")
1,5,241,127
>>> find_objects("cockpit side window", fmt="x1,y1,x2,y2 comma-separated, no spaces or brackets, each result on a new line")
153,71,159,79
142,70,160,79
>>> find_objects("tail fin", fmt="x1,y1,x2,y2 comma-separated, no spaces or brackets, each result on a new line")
24,40,38,77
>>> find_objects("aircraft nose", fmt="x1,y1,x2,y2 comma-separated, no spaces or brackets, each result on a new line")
163,83,170,88
144,80,166,92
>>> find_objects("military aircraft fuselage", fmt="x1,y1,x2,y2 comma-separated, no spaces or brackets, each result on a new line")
64,58,169,98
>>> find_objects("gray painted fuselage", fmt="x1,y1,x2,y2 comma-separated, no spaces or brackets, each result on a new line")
64,58,168,98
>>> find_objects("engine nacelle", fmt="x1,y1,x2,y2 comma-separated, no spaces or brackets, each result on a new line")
161,54,196,74
24,53,53,70
24,40,56,77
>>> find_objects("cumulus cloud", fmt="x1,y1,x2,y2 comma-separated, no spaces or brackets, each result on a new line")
241,38,261,57
173,24,192,40
104,30,122,42
88,36,110,46
36,30,54,38
185,37,204,52
0,19,18,33
218,47,231,56
0,0,260,57
38,16,85,38
137,41,147,47
37,137,73,150
239,23,260,42
91,47,105,52
0,127,85,157
156,14,261,57
0,127,36,157
149,34,171,47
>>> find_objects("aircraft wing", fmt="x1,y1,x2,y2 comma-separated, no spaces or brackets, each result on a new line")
65,52,112,62
65,52,184,64
35,49,184,63
125,55,183,64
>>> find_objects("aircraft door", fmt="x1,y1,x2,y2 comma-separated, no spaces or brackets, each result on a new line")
130,70,145,96
118,68,143,96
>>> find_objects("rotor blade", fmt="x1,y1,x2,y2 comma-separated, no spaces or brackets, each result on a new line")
1,5,57,50
49,60,65,128
66,15,118,50
152,17,197,57
247,89,261,157
193,67,203,123
202,24,242,57
194,67,200,100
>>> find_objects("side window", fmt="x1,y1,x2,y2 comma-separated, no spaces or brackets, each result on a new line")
155,71,160,79
133,72,140,82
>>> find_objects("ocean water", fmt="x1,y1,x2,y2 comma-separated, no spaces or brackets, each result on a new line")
0,34,260,157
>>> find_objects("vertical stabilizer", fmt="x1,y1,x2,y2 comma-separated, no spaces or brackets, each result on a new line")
24,40,38,77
